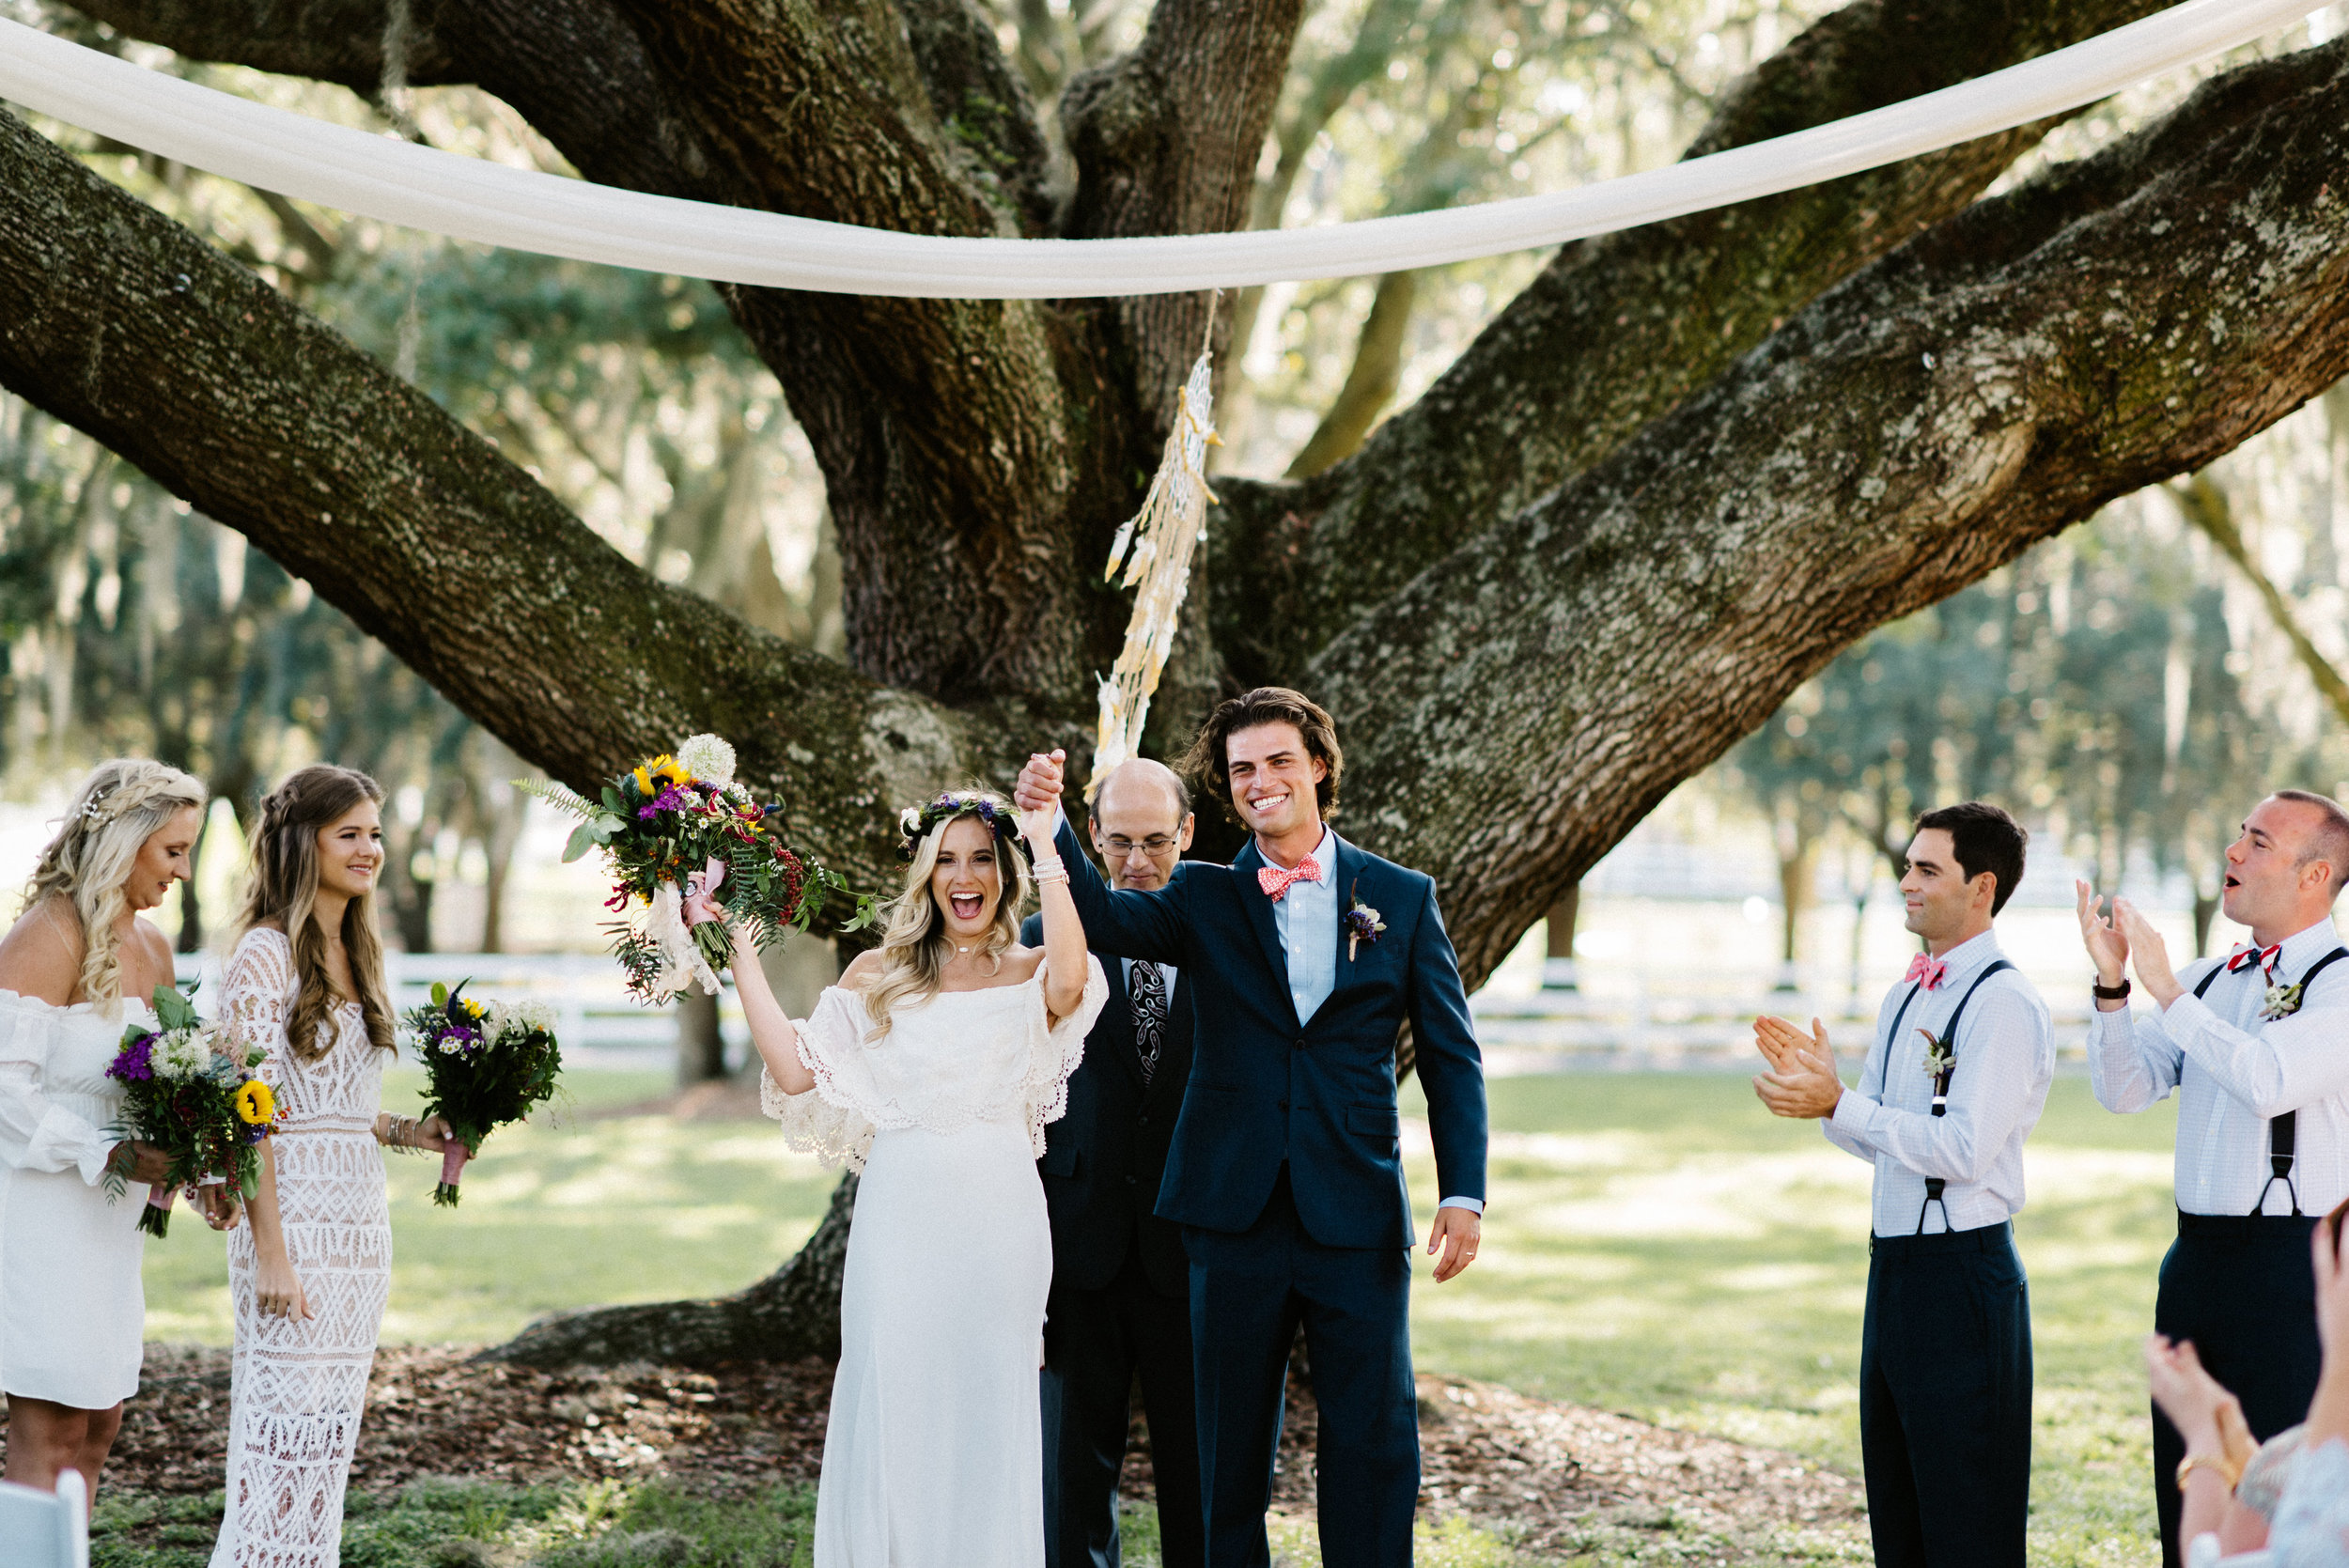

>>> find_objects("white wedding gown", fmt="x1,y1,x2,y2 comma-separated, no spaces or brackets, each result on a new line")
763,956,1106,1568
210,929,391,1568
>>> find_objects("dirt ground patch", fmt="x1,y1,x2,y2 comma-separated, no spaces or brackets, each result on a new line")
19,1342,1863,1554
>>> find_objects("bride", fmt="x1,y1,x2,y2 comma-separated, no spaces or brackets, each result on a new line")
726,788,1105,1567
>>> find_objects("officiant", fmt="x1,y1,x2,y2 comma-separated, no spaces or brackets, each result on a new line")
1023,758,1204,1568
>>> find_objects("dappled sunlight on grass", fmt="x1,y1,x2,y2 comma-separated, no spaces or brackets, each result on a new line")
1402,1072,2181,1564
142,1068,838,1346
129,1068,2185,1562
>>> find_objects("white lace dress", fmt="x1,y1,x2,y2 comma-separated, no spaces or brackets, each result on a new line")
763,957,1106,1568
210,929,390,1568
0,989,153,1408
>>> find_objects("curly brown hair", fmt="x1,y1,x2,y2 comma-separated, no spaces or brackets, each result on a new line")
1179,687,1343,824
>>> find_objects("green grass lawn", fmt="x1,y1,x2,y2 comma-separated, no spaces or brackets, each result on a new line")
124,1067,2181,1566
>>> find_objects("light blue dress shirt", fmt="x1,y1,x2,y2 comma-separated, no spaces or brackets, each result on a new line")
1271,825,1340,1026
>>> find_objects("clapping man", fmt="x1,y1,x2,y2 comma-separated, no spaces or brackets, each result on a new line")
1755,802,2053,1568
1023,758,1204,1568
2080,789,2349,1565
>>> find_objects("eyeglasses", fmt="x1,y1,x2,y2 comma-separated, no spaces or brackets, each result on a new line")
1103,835,1179,860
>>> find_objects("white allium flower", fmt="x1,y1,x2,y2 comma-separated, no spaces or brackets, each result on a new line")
152,1026,214,1081
676,734,737,789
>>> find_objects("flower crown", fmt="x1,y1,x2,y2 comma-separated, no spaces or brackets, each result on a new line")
895,792,1019,863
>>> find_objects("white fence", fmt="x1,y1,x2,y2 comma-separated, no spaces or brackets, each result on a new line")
173,951,723,1069
167,951,2114,1077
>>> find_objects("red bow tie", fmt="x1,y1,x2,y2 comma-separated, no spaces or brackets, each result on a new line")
1905,954,1949,991
2226,942,2282,976
1257,855,1324,903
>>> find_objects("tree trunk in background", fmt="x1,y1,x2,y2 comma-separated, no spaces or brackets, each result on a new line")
675,990,728,1086
1541,884,1579,992
11,0,2349,1369
492,1167,860,1368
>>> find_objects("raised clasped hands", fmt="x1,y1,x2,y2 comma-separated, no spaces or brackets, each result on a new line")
1752,1015,1845,1120
1014,749,1066,819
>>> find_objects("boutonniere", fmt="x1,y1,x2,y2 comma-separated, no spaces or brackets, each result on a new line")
1344,882,1386,961
1917,1027,1954,1079
2262,981,2306,1021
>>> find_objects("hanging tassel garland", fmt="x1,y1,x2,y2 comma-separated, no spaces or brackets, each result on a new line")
1092,325,1221,799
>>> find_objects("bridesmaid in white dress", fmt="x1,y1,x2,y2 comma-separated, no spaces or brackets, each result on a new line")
0,758,207,1494
730,788,1105,1568
208,766,452,1568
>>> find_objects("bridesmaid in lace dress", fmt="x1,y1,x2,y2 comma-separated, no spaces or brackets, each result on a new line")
0,759,206,1493
732,788,1104,1568
208,767,451,1568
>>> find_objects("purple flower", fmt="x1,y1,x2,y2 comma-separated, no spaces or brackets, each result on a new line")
108,1032,157,1083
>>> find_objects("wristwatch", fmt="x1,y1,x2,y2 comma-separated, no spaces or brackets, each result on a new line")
2092,976,2131,1001
2175,1451,2243,1493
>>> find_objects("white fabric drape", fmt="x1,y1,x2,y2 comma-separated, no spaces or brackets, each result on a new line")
0,1,2324,299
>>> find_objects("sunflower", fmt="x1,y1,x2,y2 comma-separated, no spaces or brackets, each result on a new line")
235,1079,276,1126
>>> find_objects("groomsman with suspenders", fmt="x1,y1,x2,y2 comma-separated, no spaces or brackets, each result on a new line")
1756,801,2054,1567
2079,789,2349,1566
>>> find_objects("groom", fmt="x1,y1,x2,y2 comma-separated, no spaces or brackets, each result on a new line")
1018,687,1487,1567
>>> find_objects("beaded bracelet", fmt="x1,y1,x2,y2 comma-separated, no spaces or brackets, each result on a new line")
1031,854,1068,883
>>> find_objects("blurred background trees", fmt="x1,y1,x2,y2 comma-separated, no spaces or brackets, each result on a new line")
6,0,2347,989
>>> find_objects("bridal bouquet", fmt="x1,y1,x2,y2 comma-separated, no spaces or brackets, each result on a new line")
401,983,562,1206
522,734,871,1002
102,982,275,1237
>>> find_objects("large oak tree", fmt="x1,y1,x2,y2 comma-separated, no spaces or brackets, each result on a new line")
6,0,2349,1363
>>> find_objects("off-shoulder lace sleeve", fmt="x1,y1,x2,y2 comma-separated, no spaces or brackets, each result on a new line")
222,930,296,1083
2269,1436,2349,1563
0,992,114,1183
1021,955,1107,1157
760,987,879,1172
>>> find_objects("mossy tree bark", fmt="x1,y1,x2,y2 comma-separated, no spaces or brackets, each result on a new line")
7,0,2349,1365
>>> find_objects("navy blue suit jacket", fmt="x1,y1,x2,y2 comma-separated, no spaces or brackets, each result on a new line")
1053,815,1486,1250
1021,897,1198,1299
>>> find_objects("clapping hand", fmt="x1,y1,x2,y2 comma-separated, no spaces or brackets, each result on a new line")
2076,880,2129,989
2110,897,2183,1008
2145,1334,2257,1474
1752,1016,1845,1120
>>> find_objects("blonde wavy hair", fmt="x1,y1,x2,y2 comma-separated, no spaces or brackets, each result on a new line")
23,759,208,1016
862,790,1032,1035
230,766,397,1062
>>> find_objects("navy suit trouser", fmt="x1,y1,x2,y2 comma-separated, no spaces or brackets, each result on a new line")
1859,1221,2032,1568
1183,1166,1418,1568
1042,1250,1205,1568
2151,1212,2321,1568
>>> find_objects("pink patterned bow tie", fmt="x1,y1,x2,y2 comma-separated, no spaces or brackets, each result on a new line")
2226,941,2281,976
1257,855,1324,903
1905,954,1949,991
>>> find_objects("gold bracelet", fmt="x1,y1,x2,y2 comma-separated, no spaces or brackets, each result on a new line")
2175,1451,2243,1493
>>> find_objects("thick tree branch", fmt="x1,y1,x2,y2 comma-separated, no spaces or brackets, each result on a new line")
1062,0,1309,409
1315,37,2349,992
0,102,1023,885
1214,0,2179,686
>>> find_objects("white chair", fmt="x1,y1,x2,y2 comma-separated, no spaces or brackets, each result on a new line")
0,1469,90,1568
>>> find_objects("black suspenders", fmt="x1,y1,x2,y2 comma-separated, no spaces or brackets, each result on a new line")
2194,945,2349,1218
1878,959,2015,1235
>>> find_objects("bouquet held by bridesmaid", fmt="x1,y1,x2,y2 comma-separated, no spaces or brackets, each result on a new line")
103,980,276,1235
401,983,561,1204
